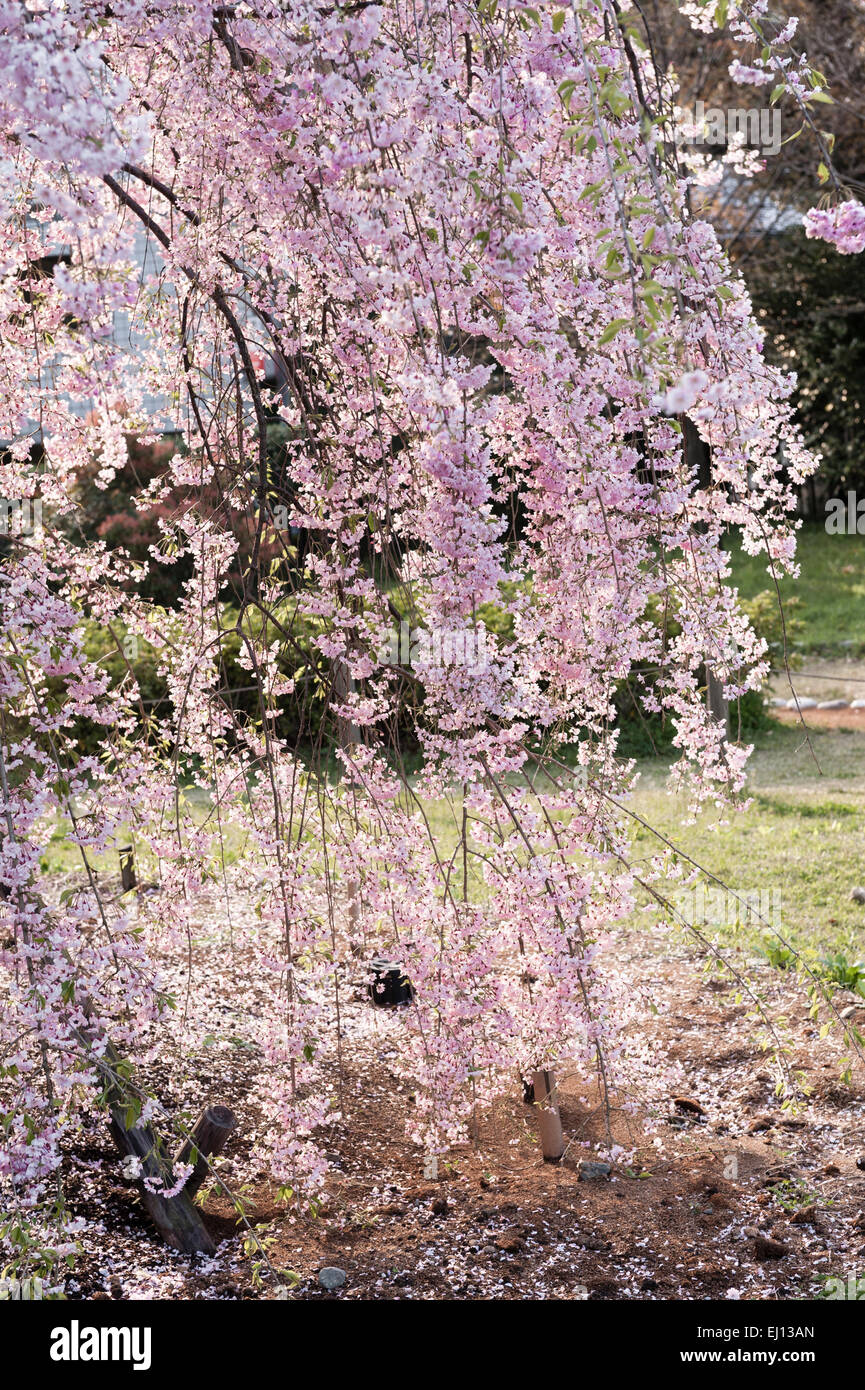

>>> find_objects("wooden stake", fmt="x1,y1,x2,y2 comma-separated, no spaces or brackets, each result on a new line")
174,1104,237,1198
531,1068,564,1163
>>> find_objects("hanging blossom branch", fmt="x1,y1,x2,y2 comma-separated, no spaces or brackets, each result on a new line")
672,0,865,249
0,0,858,1282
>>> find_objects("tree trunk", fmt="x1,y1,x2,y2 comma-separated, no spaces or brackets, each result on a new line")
334,657,362,945
684,415,729,738
76,1006,219,1254
119,844,137,894
706,666,728,729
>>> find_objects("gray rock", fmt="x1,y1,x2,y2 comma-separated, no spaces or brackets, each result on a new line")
841,1003,865,1018
852,700,865,710
786,697,817,710
578,1160,612,1181
850,887,865,905
769,697,787,708
817,699,848,710
318,1266,347,1290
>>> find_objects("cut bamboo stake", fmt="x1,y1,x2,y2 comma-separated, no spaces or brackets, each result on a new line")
531,1068,564,1163
174,1104,237,1199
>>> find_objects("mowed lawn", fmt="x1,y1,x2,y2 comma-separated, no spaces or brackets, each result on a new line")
626,723,865,963
42,725,865,969
727,522,865,657
41,531,865,973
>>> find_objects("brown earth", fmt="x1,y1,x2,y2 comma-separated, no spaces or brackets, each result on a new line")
59,916,865,1302
772,708,865,730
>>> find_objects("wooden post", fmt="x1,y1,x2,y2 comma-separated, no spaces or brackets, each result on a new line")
531,1067,564,1163
119,845,136,894
174,1104,237,1199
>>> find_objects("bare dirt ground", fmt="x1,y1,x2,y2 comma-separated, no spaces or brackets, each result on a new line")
60,913,865,1302
768,658,865,706
773,708,865,730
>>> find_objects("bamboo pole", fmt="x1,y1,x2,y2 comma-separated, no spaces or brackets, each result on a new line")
531,1068,564,1163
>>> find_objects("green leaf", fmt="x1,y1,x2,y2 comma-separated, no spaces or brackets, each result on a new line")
598,317,629,345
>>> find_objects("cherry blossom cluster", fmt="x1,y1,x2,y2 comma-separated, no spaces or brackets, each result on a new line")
0,0,835,1274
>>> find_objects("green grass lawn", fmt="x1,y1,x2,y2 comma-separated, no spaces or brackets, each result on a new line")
38,527,865,988
40,722,865,973
418,722,865,975
626,724,865,966
727,522,865,657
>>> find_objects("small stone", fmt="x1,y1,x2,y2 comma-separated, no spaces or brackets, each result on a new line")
851,699,865,710
841,1004,865,1019
578,1160,612,1181
753,1235,789,1260
850,887,865,905
817,699,848,710
432,1196,448,1216
495,1229,525,1253
318,1267,347,1290
576,1234,608,1251
769,697,787,708
786,696,816,710
856,1156,865,1172
747,1114,774,1133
